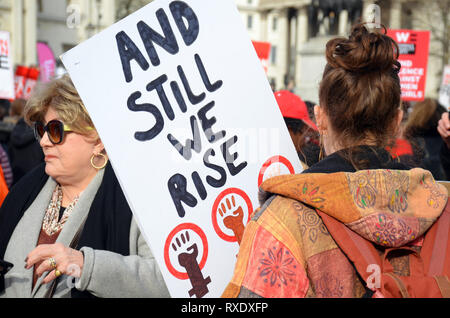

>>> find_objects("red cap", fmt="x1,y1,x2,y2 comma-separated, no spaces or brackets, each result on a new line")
274,90,318,131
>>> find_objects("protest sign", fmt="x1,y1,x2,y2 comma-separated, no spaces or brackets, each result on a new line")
62,0,302,298
252,41,271,73
14,66,29,99
0,31,15,100
14,66,40,100
439,65,450,110
387,29,430,101
22,67,40,100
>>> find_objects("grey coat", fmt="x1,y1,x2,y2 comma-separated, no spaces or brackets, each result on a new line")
0,169,170,298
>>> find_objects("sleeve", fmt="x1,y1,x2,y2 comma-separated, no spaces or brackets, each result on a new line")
75,218,170,298
222,197,310,298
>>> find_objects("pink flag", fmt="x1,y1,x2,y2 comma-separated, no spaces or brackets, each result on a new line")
37,42,56,83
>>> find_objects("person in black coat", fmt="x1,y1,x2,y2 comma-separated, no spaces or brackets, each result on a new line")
8,117,44,186
404,98,447,180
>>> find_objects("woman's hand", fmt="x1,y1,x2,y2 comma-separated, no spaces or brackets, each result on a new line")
25,243,84,284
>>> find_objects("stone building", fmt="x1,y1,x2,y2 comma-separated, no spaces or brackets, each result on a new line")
236,0,447,103
0,0,116,68
0,0,446,102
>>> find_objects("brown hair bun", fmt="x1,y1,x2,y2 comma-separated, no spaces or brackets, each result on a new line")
326,24,401,74
319,23,402,163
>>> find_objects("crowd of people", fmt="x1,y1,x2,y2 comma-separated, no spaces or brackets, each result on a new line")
0,22,449,299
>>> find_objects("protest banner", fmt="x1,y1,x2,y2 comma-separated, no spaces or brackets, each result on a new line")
22,67,40,100
252,41,271,73
14,66,29,99
439,65,450,110
61,0,302,298
0,31,15,100
37,42,56,83
387,29,430,102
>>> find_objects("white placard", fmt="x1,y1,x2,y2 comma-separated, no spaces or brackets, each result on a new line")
0,31,15,99
439,65,450,110
62,0,302,298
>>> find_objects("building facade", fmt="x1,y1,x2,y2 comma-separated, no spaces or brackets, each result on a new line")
0,0,116,69
236,0,447,103
0,0,446,103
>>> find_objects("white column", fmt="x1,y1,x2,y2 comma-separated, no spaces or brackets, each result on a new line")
297,6,308,45
338,9,348,35
12,0,24,65
295,5,308,90
24,0,37,66
101,0,116,29
276,8,289,88
260,10,268,41
389,0,402,29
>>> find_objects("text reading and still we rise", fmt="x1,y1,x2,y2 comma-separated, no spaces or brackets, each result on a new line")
115,1,248,218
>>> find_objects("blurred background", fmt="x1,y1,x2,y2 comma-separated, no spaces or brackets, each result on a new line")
0,0,448,103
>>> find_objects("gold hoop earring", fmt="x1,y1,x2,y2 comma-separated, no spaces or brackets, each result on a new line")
91,153,108,170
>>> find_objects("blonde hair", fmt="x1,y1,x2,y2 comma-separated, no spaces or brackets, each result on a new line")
24,74,97,137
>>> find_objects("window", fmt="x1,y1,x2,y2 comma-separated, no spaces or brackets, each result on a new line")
247,14,253,29
270,46,277,65
272,16,278,31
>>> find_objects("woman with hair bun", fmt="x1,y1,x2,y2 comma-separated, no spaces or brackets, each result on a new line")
223,24,449,298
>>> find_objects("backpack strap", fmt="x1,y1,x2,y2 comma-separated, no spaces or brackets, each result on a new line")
384,272,410,298
434,276,450,298
316,210,382,284
421,200,450,277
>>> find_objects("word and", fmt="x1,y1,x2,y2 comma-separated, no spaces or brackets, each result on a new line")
116,0,199,83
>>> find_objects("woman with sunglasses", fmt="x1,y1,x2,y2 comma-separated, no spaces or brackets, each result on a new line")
0,75,169,298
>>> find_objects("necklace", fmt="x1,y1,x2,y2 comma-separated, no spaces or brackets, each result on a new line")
42,184,80,236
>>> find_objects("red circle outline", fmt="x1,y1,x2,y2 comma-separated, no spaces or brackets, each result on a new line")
258,155,295,187
211,188,253,242
164,223,208,280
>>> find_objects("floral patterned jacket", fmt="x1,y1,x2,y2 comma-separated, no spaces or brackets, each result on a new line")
222,167,448,298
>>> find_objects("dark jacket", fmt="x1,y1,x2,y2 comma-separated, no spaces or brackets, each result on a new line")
441,143,450,181
8,118,44,185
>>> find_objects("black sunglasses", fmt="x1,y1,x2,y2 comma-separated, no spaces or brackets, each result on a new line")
34,120,74,145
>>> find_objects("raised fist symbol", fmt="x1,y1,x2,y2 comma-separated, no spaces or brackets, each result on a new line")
171,231,211,298
218,195,245,245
